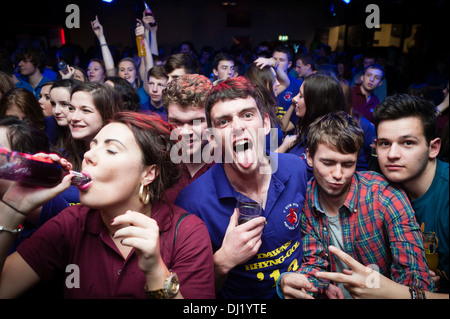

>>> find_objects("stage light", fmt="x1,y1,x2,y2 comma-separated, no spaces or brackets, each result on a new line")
342,0,351,4
102,0,114,3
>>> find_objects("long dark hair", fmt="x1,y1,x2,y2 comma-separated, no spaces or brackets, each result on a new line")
0,117,54,154
50,79,81,150
64,82,122,171
0,88,45,130
70,82,122,122
245,62,280,128
295,73,346,143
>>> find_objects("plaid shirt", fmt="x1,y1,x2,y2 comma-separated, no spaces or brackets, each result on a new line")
299,171,434,292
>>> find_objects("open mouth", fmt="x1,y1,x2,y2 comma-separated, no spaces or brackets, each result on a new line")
77,180,92,191
233,139,254,168
71,124,85,130
234,139,253,152
77,170,92,190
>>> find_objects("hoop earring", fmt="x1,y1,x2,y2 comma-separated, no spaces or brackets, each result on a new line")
139,183,150,205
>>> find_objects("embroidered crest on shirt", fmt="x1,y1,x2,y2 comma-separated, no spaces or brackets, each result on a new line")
283,202,300,230
283,91,293,101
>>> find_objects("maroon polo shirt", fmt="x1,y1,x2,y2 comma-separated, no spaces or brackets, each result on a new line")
17,202,215,299
166,162,215,203
351,85,380,123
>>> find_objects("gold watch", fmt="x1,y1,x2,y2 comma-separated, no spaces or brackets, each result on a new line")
145,272,179,299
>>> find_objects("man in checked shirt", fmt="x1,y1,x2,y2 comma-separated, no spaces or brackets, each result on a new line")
276,111,434,299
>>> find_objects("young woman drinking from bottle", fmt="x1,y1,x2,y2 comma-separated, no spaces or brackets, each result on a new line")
0,111,215,299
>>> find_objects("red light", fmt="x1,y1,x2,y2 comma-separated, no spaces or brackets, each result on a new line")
60,28,66,45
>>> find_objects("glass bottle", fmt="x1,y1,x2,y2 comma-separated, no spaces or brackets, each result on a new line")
0,146,90,187
423,231,439,272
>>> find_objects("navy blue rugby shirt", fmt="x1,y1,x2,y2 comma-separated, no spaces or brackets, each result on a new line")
176,152,308,299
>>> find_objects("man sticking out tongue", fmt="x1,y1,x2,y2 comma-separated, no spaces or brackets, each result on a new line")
175,77,309,299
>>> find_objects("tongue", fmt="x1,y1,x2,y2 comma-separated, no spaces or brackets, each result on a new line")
236,148,254,169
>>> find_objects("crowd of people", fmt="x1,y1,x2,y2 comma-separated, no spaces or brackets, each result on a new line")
0,9,448,300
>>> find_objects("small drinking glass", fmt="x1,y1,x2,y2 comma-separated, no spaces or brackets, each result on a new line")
236,194,262,225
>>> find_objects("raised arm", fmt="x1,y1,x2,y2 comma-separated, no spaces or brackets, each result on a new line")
279,102,296,133
91,15,115,77
435,91,449,116
136,18,154,96
142,13,159,56
254,57,290,95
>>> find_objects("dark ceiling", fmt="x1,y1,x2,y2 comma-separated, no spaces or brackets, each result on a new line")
1,0,447,26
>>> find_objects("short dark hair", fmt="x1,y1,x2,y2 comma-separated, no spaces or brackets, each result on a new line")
213,52,234,70
147,65,168,81
363,63,384,80
51,78,81,92
105,76,141,112
165,52,199,75
205,76,265,128
273,46,293,62
14,47,44,72
294,52,316,70
373,94,437,145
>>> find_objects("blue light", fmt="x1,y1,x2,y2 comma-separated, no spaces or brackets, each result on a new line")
342,0,351,4
102,0,114,3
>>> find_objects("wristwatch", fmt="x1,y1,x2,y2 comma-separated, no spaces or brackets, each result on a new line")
145,272,179,299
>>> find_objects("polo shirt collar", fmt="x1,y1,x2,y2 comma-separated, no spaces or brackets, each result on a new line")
85,207,105,235
84,207,126,258
83,203,172,260
212,152,290,200
84,202,172,235
212,163,235,199
355,84,374,101
311,174,359,216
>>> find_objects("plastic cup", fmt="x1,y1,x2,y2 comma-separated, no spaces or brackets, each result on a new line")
236,194,262,225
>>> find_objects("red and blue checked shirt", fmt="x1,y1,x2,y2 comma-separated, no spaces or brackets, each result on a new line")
299,171,434,292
